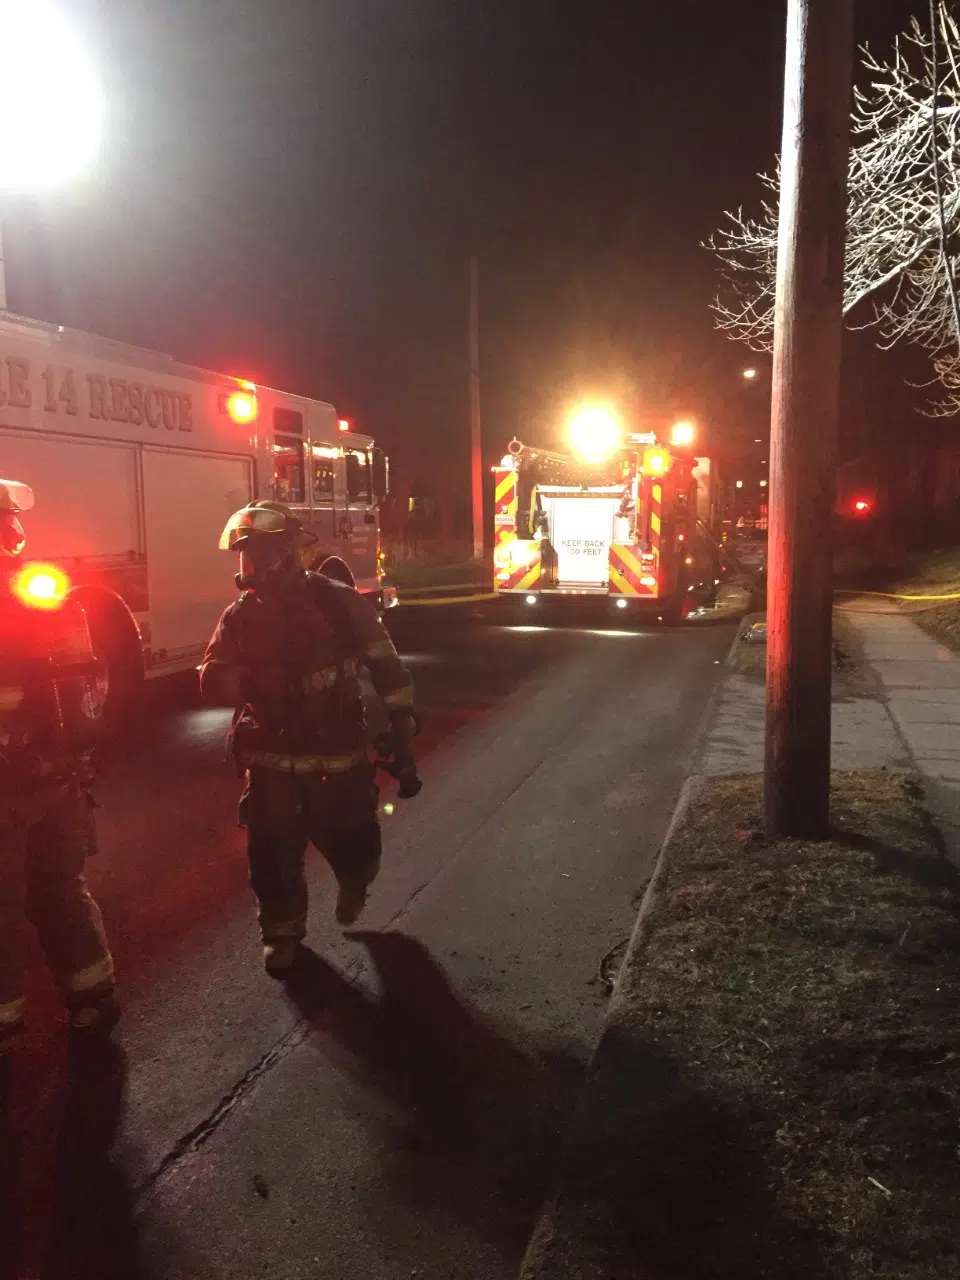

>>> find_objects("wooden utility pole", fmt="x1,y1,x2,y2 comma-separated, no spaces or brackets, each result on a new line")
468,256,484,561
765,0,854,838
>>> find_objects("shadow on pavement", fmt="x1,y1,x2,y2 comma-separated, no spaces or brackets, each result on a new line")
284,933,583,1264
48,1039,140,1279
1,1056,15,1280
1,1039,140,1280
533,1033,830,1280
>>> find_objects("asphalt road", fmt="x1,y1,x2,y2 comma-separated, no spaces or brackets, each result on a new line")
2,600,735,1280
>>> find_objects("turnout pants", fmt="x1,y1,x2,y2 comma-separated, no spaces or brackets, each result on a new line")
0,781,115,1044
239,762,382,943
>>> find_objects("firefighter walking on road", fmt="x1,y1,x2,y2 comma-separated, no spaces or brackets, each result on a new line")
0,480,118,1056
200,500,419,977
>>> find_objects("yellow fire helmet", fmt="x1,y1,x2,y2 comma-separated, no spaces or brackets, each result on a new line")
218,499,318,551
0,478,35,513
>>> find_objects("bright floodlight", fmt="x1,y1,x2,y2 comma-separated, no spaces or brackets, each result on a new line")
742,367,758,380
568,404,622,463
0,2,103,191
670,420,696,447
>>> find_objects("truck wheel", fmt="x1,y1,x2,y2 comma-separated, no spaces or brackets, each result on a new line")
75,592,144,737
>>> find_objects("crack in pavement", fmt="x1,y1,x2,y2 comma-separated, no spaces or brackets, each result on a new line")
132,1019,310,1204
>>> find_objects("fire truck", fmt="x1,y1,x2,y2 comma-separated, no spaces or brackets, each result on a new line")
492,419,717,622
0,311,393,719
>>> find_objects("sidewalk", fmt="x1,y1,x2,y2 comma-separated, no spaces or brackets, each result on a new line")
519,604,960,1280
838,603,960,863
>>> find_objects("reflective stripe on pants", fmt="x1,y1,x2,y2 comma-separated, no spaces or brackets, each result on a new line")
66,953,116,995
0,996,26,1027
242,748,367,774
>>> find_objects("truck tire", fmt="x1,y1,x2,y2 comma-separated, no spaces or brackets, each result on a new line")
73,590,144,737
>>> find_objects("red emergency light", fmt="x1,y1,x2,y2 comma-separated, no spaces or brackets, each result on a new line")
226,391,258,425
852,498,872,515
338,419,350,433
643,447,670,476
13,562,71,611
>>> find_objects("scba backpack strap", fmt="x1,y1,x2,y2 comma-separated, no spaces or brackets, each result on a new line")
303,572,361,662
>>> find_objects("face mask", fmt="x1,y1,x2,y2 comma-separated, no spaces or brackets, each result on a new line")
236,538,295,591
0,513,25,558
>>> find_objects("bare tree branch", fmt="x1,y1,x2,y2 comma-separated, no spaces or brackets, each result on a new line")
706,2,960,412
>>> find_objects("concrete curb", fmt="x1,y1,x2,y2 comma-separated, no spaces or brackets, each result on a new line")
605,772,705,1018
517,772,707,1279
723,622,745,668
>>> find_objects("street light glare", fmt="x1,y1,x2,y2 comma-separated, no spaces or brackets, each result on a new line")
669,420,696,447
0,1,102,191
742,368,758,380
567,403,622,463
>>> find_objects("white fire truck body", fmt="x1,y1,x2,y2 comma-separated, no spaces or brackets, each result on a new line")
0,312,391,705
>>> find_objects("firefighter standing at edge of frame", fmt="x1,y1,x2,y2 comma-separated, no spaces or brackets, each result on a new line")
0,479,119,1057
200,500,420,978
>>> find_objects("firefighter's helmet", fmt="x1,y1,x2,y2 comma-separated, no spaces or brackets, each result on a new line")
218,499,318,551
0,478,34,559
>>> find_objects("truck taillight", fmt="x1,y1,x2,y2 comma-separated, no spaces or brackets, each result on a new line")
640,574,657,588
13,562,71,610
495,540,533,569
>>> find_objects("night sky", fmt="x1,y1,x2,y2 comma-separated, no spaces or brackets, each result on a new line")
8,1,924,490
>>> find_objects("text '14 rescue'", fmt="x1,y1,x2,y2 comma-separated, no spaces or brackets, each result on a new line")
0,356,194,432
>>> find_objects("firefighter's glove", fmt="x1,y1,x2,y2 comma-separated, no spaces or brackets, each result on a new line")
373,723,422,800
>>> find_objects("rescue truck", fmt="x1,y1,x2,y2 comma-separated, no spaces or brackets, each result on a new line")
0,310,393,720
492,415,717,622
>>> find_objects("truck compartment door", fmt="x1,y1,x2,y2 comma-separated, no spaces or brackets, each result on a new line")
0,430,140,562
142,447,252,662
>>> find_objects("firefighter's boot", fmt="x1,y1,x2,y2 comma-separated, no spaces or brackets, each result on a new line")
263,939,298,978
68,990,121,1039
335,854,381,927
335,881,367,926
